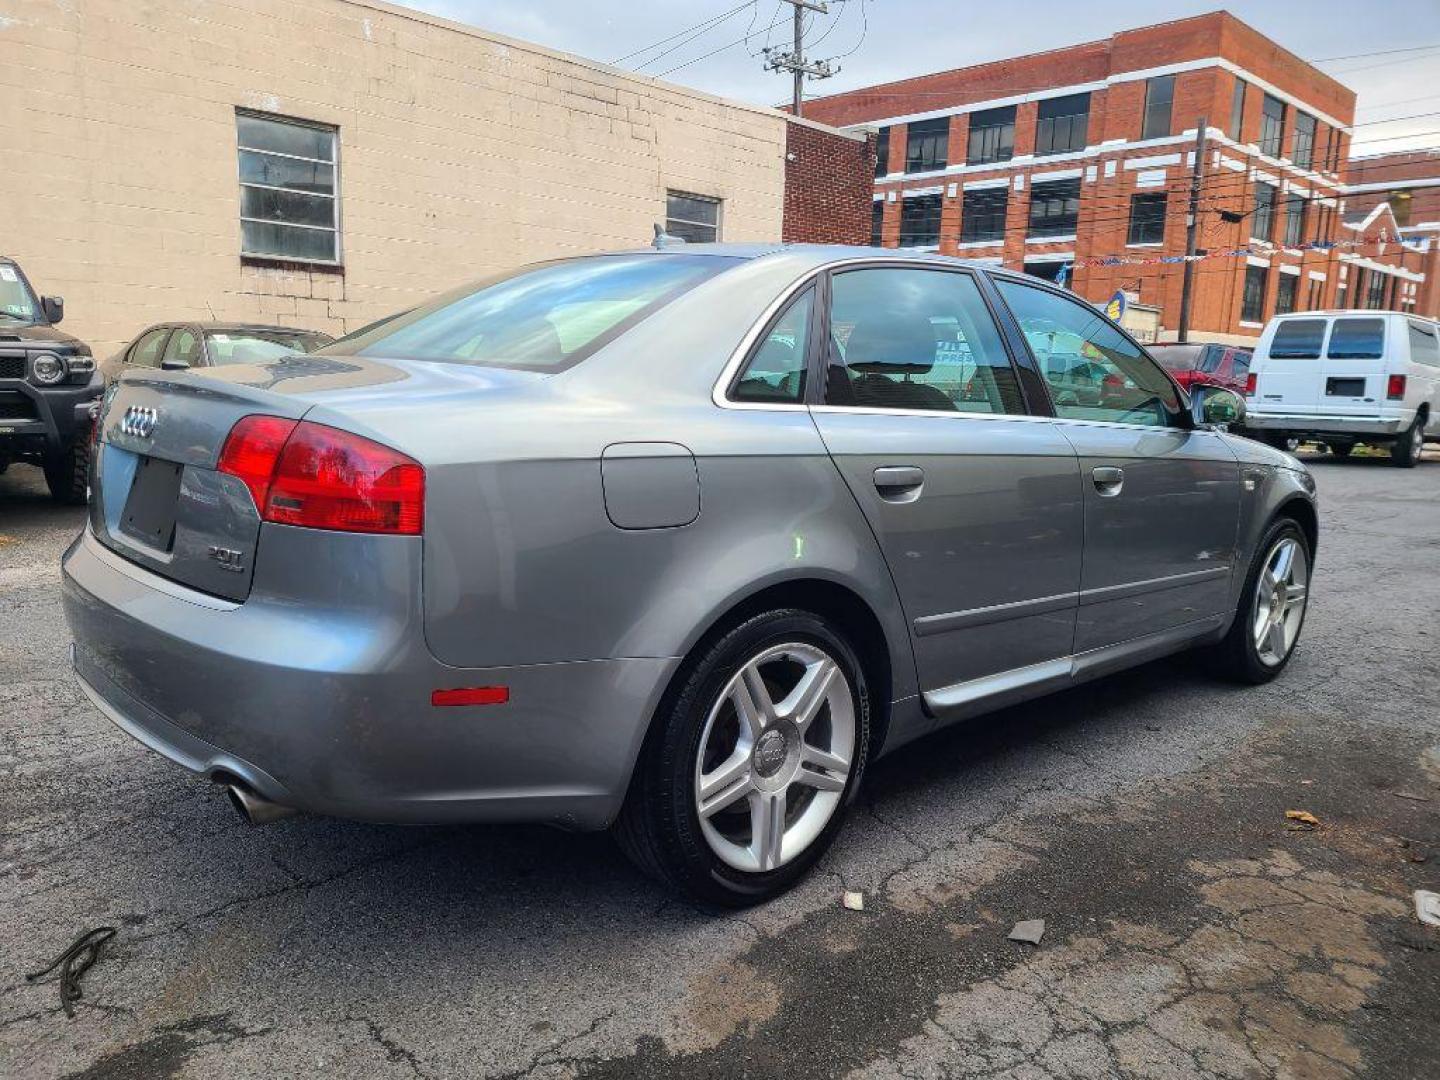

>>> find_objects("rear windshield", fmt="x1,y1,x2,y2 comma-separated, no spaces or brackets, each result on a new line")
1148,344,1203,373
1269,319,1327,360
206,330,331,364
321,254,738,372
1326,317,1385,360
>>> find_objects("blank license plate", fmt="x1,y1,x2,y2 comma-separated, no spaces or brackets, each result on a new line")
1326,378,1366,397
119,456,183,550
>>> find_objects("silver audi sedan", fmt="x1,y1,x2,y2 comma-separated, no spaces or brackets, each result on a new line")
63,245,1316,905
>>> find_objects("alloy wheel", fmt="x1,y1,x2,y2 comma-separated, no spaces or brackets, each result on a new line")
693,642,855,873
1251,537,1309,667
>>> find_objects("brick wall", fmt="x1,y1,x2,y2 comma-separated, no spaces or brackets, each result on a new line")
781,122,875,245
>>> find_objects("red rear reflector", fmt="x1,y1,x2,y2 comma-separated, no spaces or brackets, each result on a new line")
217,415,299,515
217,416,424,535
1387,374,1407,400
431,686,509,707
1245,372,1257,396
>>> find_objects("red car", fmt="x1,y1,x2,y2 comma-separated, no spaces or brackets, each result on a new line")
1147,343,1252,395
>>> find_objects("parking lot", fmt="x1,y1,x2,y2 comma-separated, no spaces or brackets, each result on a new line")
2,450,1437,1080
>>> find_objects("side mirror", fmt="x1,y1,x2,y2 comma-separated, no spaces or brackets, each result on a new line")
41,296,64,324
160,358,190,371
1191,384,1245,430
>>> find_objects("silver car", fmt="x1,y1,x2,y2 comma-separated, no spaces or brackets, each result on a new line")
62,246,1316,906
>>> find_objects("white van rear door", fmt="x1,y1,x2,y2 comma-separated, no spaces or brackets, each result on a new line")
1317,316,1390,417
1254,317,1327,414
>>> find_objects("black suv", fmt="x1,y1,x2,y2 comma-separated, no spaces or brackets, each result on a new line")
0,257,102,503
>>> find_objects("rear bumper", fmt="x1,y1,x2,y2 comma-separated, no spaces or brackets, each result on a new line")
61,527,676,829
1243,412,1410,437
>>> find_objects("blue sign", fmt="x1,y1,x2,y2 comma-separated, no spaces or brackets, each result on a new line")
1104,290,1127,322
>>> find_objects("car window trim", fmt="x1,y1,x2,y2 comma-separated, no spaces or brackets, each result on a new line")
814,260,1047,418
130,326,173,368
985,270,1195,431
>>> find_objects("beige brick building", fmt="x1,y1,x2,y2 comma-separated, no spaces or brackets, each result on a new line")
0,0,868,354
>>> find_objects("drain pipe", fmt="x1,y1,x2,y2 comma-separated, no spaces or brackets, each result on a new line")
225,783,298,826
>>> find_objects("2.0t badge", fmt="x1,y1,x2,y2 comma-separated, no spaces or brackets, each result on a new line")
119,406,158,439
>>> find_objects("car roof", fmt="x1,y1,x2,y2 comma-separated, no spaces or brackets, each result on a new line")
143,321,331,334
612,242,1002,273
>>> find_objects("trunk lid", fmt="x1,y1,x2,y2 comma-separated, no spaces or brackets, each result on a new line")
93,354,543,601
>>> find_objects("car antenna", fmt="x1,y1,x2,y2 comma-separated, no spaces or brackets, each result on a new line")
653,223,686,249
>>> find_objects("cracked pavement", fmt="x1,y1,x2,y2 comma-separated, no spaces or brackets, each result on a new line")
2,451,1437,1079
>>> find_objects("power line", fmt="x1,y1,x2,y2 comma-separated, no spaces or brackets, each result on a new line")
1312,42,1440,63
654,12,793,78
611,2,753,66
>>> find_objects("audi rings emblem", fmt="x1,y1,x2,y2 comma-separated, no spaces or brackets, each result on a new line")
119,406,159,439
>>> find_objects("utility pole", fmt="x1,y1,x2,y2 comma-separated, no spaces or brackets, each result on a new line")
764,0,836,117
1177,117,1208,343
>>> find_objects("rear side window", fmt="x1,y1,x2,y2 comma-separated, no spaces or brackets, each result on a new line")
206,331,321,365
1326,318,1385,360
732,288,813,404
824,268,1024,415
1408,320,1440,368
1269,319,1327,360
323,254,738,372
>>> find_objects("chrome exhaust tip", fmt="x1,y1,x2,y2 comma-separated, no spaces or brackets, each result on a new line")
225,783,298,826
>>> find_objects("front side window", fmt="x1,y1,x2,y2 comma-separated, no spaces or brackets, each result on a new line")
1328,318,1384,359
733,288,813,404
995,279,1183,427
899,194,942,248
1241,265,1268,323
967,106,1015,165
0,263,39,322
1271,319,1326,359
128,328,170,367
323,254,737,372
1127,192,1167,245
237,111,340,264
1251,183,1277,242
1142,76,1174,140
1228,77,1247,141
1275,274,1298,315
1259,94,1286,158
1028,179,1080,238
1293,113,1316,169
905,118,949,173
1035,94,1089,156
960,188,1007,242
825,268,1024,415
665,192,721,242
874,126,890,177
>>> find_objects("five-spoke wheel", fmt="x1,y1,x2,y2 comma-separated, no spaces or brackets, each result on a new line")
1251,537,1308,668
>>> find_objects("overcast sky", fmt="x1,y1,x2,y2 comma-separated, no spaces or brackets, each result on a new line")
400,0,1440,155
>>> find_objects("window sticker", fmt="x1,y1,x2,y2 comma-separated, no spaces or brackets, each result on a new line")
0,267,18,282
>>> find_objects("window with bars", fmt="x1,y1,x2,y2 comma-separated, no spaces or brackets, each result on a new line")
1282,195,1306,247
1142,76,1174,140
967,106,1016,165
1251,183,1277,242
1127,193,1167,245
1241,265,1268,322
905,118,949,173
1035,94,1090,156
1365,271,1386,310
871,200,885,247
237,111,340,264
1259,94,1286,158
665,191,721,242
960,187,1008,242
1228,78,1247,141
1275,274,1298,315
874,126,890,177
1292,113,1316,169
1307,277,1324,310
898,194,943,247
1028,179,1080,238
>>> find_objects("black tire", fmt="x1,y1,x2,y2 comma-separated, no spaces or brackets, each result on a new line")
1208,518,1311,685
1390,418,1424,468
1327,441,1354,457
1261,433,1296,452
43,439,90,505
615,608,871,907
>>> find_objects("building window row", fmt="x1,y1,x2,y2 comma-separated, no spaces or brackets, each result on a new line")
967,106,1016,166
905,117,949,173
898,193,943,247
1035,93,1090,156
960,187,1009,242
1028,178,1081,237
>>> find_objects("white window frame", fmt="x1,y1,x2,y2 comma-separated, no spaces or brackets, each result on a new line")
237,109,342,266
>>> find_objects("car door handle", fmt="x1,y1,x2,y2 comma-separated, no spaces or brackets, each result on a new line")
1091,466,1124,497
873,466,925,503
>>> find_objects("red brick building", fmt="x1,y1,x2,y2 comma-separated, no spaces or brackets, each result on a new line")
1342,150,1440,318
802,11,1436,341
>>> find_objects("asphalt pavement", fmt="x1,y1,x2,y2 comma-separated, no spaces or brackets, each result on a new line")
2,450,1437,1079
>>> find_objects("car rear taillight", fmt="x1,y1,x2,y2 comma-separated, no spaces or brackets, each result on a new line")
218,416,424,535
1387,374,1407,400
1245,372,1257,396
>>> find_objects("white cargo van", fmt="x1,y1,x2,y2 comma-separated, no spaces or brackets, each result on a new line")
1244,311,1440,467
